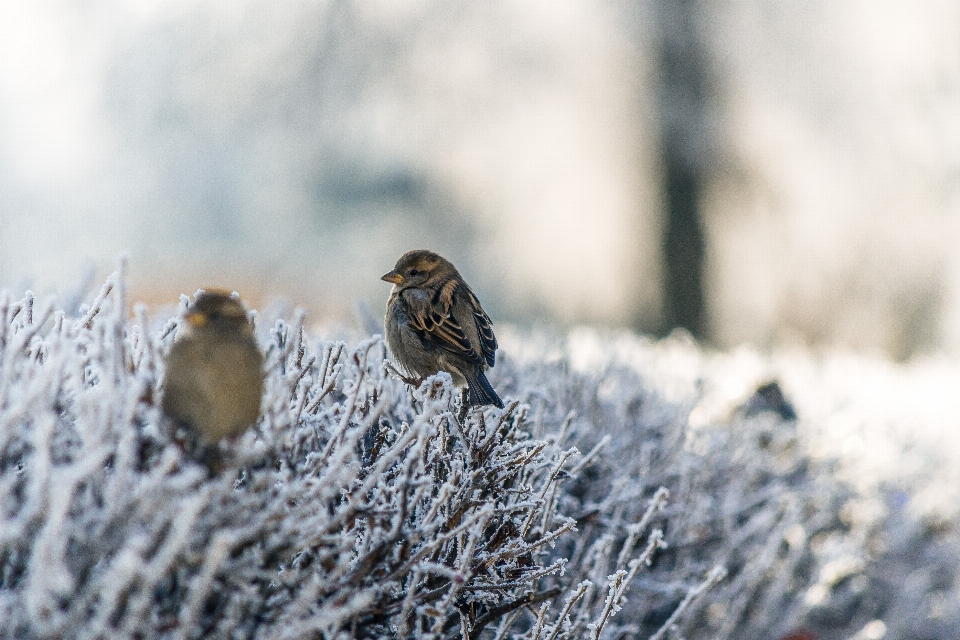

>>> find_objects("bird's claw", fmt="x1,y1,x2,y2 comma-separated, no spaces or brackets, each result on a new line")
385,361,424,387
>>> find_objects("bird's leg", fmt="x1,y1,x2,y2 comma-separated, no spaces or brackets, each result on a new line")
197,446,225,477
169,424,222,477
456,387,470,425
384,361,423,387
170,421,197,455
457,387,470,426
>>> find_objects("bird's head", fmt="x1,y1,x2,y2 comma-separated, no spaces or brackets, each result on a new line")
182,290,253,337
381,249,456,290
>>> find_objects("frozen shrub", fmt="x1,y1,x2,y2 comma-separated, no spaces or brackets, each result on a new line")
488,336,852,640
2,271,947,639
0,274,678,639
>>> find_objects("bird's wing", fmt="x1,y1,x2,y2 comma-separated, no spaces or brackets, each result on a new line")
405,280,484,366
465,287,497,368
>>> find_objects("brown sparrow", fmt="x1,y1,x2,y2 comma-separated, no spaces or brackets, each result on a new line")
161,290,264,460
382,249,503,408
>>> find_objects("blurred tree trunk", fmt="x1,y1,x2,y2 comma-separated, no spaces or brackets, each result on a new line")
653,0,709,339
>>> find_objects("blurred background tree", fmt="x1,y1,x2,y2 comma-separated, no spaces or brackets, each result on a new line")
1,0,959,358
652,0,709,338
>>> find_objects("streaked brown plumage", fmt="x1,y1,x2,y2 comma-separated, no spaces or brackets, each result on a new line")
161,291,264,453
382,249,503,408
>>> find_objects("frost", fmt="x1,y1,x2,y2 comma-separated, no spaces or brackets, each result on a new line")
0,272,943,638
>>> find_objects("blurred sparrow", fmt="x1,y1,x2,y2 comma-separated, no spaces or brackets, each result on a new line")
382,249,503,408
161,291,264,460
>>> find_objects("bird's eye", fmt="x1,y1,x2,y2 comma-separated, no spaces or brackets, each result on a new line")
409,269,420,276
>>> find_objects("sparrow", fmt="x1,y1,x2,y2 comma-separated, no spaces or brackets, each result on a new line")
161,290,264,461
381,249,503,408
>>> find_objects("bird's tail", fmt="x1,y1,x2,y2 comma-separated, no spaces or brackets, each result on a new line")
466,370,504,408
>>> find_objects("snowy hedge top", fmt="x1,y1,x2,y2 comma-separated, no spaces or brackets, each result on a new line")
0,270,905,639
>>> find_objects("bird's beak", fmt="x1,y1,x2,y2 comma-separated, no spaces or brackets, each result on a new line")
381,270,404,285
185,311,207,328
